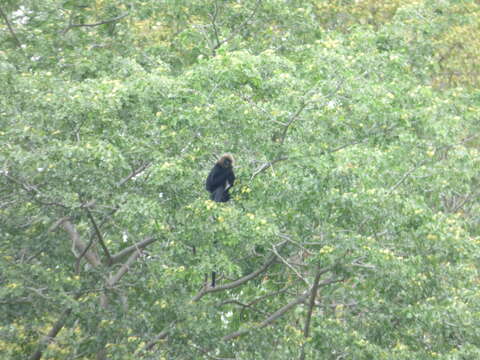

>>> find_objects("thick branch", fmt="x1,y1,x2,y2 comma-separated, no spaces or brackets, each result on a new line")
110,236,157,264
209,0,221,48
106,248,142,287
0,7,22,48
75,234,95,274
63,220,101,267
193,253,278,302
29,308,72,360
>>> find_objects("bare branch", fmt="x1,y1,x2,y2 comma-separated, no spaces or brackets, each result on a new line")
48,217,71,232
222,275,342,342
209,0,221,49
106,247,142,287
29,308,72,360
75,234,95,274
0,6,22,48
62,220,101,267
110,236,157,264
218,285,291,309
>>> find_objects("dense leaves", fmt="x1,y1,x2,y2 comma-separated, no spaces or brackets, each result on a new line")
1,0,479,359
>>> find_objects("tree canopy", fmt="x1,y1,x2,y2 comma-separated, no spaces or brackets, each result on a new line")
1,0,480,359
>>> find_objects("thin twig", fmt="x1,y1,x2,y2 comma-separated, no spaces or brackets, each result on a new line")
211,0,262,54
251,156,288,180
63,13,128,34
271,243,310,286
279,80,344,145
116,162,151,187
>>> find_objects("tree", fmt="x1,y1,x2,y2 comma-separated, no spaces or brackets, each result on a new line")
1,0,479,359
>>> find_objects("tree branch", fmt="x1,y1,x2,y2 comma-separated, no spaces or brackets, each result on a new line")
106,247,142,287
110,236,157,264
271,242,310,286
84,206,113,264
63,13,128,34
116,162,151,187
299,267,323,360
222,275,342,341
0,6,22,48
29,293,82,360
279,79,344,145
192,251,280,302
222,291,309,341
63,220,101,267
251,156,288,180
211,0,262,55
136,321,177,354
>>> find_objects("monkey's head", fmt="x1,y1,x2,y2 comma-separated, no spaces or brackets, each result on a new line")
219,154,234,168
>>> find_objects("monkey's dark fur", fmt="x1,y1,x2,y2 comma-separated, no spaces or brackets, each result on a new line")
206,154,235,203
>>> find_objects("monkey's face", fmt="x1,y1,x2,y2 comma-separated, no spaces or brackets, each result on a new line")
223,159,231,168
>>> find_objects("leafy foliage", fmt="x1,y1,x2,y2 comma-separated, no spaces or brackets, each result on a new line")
1,0,479,359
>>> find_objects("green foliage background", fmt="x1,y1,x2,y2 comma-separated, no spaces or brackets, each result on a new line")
1,0,479,359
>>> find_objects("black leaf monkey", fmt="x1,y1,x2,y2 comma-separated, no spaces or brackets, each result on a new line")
206,154,235,203
204,154,235,287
